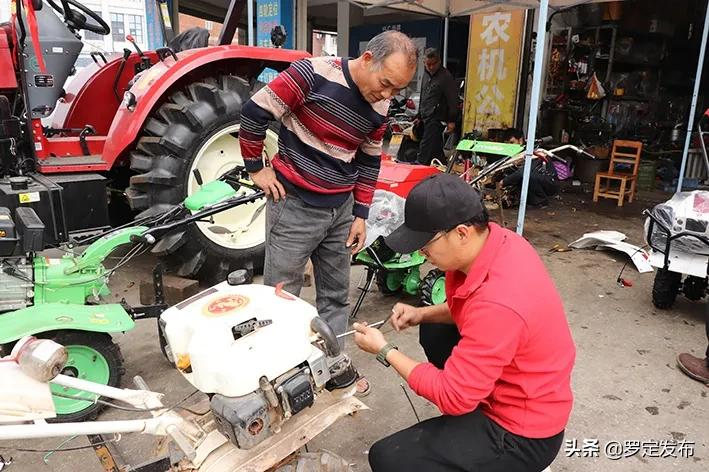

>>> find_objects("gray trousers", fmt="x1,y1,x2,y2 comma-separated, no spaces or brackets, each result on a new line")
264,192,353,338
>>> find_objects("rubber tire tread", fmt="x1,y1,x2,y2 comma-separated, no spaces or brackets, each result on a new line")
126,75,268,283
652,268,682,309
420,268,446,306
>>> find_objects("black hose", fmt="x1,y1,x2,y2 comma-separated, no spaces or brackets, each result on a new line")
310,317,340,357
16,0,26,47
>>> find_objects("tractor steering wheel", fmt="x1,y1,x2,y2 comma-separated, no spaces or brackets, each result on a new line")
45,0,111,35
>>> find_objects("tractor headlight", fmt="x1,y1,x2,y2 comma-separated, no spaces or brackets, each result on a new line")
122,91,137,112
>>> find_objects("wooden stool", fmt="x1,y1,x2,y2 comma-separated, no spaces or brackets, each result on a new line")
593,139,643,207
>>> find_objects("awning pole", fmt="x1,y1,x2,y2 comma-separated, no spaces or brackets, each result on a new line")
248,0,255,46
443,14,449,67
677,1,709,193
516,0,549,235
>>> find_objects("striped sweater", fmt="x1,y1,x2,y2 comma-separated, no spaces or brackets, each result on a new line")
239,57,388,219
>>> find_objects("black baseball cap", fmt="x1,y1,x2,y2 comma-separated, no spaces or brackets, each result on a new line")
385,173,485,254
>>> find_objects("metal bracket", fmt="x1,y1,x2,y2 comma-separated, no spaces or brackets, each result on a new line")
232,318,273,340
88,434,125,472
79,125,96,156
90,51,107,66
155,47,178,63
122,265,168,321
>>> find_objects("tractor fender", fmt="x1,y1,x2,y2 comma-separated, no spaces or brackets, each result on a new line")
102,45,309,167
0,303,135,344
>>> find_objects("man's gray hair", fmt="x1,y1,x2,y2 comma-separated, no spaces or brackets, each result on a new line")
365,31,419,70
424,48,441,61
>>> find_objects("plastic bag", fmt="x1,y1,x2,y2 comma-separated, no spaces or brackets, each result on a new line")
586,73,606,100
362,189,406,249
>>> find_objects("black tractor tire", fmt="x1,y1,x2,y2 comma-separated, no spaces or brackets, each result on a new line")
125,75,268,283
682,275,708,301
43,330,124,422
652,268,682,309
420,268,446,306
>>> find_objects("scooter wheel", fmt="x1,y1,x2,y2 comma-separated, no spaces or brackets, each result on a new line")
652,268,681,309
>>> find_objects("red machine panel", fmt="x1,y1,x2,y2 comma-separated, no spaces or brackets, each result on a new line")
50,52,159,136
0,27,17,90
376,160,441,199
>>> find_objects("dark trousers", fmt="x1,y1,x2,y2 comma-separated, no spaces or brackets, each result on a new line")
368,323,564,471
369,409,564,472
417,119,445,165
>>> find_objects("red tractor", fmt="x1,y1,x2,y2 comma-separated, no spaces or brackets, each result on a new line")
0,0,306,281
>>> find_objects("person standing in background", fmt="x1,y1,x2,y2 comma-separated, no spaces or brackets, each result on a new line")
415,48,458,166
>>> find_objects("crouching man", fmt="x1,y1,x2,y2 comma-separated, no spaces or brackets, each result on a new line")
353,173,576,471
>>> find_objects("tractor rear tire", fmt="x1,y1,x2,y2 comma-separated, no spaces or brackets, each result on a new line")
682,276,708,301
652,268,682,309
126,75,276,283
44,331,124,422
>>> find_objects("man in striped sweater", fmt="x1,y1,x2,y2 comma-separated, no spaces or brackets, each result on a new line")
239,31,418,394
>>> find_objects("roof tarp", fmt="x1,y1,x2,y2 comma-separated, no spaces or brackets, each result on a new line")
353,0,620,17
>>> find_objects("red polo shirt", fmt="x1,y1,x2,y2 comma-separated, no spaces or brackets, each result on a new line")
408,223,575,438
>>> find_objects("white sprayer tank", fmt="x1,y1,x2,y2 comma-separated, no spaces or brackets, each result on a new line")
161,283,320,397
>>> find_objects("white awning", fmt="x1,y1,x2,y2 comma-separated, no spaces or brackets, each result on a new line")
351,0,622,18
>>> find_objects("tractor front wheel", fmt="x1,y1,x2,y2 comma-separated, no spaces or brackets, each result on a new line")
420,269,446,306
44,330,124,422
652,268,682,309
126,75,278,283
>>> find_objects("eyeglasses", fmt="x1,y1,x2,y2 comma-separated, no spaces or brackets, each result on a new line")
421,229,450,252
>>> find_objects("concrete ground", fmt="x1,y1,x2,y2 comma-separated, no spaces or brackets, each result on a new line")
3,185,708,472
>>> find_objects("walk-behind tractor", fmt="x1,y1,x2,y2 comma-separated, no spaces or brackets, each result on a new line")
351,159,446,311
1,0,301,283
0,284,363,471
0,166,265,422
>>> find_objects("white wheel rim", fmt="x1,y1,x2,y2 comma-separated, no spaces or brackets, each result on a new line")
187,123,278,250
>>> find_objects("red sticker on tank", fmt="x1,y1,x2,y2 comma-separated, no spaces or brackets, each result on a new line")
202,294,250,317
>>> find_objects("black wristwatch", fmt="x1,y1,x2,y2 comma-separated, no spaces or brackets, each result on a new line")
376,342,398,367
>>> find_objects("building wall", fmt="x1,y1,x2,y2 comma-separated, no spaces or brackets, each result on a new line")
312,30,336,57
0,0,9,23
179,13,221,45
79,0,149,64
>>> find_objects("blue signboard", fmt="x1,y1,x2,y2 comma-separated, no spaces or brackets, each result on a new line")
145,0,164,50
256,0,294,83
